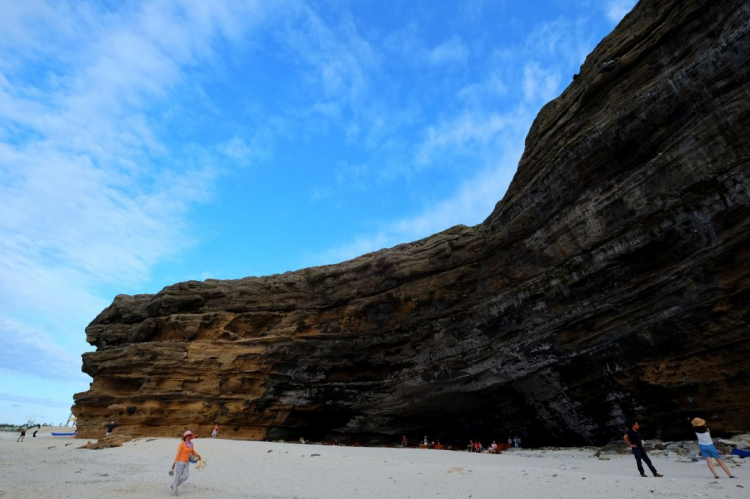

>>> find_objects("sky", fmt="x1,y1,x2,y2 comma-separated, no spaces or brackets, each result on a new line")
0,0,637,426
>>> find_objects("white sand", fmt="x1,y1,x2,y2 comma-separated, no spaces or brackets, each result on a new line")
0,427,746,498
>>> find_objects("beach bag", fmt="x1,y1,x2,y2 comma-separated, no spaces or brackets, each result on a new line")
189,454,200,463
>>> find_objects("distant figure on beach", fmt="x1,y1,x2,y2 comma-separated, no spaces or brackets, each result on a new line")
691,418,735,479
623,420,663,477
33,429,38,437
474,441,482,453
514,436,521,448
467,440,474,452
508,437,512,448
17,427,26,442
490,441,498,453
212,423,219,438
402,435,407,448
171,430,201,496
106,421,115,437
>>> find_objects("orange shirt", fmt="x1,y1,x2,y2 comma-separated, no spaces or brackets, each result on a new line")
174,441,199,464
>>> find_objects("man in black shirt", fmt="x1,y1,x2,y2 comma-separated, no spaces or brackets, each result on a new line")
623,420,663,477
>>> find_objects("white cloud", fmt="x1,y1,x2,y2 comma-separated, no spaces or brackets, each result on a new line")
313,232,393,265
314,6,604,267
311,149,522,265
415,111,514,166
429,35,469,65
220,124,277,167
0,319,88,383
0,1,269,377
393,159,520,237
605,0,637,24
522,62,562,104
335,161,372,192
280,4,377,105
383,23,422,61
313,96,532,265
457,73,508,105
0,392,73,410
384,29,468,68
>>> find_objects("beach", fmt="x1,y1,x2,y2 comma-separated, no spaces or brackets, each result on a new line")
0,427,746,498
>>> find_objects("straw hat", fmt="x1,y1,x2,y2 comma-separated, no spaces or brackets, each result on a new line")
183,430,194,438
691,417,706,427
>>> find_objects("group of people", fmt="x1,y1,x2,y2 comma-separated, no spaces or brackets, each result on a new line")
466,439,515,453
467,440,484,453
86,416,739,495
16,424,43,442
401,436,519,453
623,418,737,479
104,421,219,440
158,418,737,496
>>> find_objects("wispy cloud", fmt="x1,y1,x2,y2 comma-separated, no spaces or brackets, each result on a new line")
0,319,87,383
522,62,562,104
605,0,638,24
429,35,469,65
311,153,522,265
278,3,377,118
457,73,508,106
0,1,632,415
0,392,73,409
415,112,515,166
312,12,602,264
0,1,270,371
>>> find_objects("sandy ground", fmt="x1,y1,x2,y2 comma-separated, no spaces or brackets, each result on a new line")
0,427,746,498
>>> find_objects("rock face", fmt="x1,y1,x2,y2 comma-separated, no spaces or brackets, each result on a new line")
73,0,750,445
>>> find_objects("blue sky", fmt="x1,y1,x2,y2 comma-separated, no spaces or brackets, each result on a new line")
0,0,636,426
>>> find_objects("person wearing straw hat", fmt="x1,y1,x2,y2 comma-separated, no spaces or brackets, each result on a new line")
691,418,736,479
170,430,202,496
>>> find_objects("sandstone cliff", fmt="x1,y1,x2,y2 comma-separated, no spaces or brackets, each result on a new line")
73,0,750,445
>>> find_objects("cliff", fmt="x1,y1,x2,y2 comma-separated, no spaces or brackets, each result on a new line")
73,0,750,445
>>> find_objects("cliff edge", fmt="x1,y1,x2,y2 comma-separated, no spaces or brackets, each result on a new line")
74,0,750,445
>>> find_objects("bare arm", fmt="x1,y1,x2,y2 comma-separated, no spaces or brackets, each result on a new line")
623,434,635,448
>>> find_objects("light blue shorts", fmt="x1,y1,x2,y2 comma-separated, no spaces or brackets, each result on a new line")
699,444,720,458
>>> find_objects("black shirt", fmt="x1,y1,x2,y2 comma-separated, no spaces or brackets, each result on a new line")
625,428,643,449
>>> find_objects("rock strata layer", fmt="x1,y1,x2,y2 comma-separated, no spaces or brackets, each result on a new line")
74,0,750,445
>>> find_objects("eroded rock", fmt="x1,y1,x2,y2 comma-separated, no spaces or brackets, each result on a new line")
73,0,750,445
